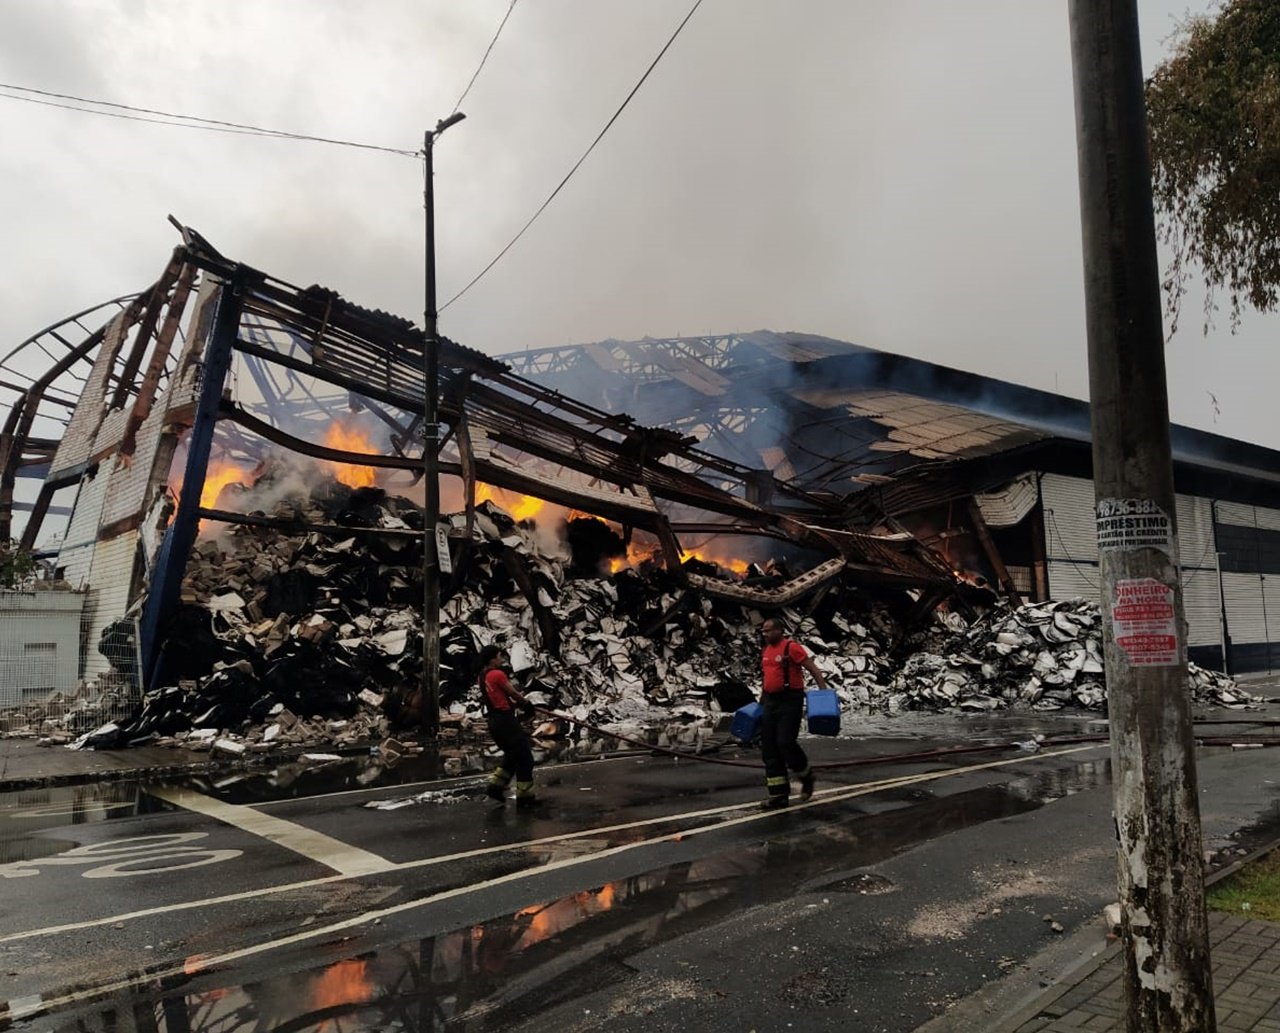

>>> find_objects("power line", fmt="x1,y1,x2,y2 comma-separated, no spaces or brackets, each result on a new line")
452,0,519,116
440,0,706,312
0,81,418,157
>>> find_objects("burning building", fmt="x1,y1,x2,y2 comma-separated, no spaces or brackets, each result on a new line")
0,226,1267,744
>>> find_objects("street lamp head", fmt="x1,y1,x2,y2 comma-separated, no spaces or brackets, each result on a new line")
435,111,467,135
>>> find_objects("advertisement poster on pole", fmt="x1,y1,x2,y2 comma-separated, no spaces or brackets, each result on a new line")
1111,578,1180,667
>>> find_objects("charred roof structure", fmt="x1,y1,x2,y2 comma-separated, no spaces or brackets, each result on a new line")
0,230,953,699
505,334,1280,674
8,228,1280,720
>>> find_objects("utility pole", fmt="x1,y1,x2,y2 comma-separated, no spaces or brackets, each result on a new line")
421,111,465,739
1068,4,1215,1031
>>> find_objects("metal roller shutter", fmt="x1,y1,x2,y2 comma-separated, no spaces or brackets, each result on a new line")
1042,474,1097,564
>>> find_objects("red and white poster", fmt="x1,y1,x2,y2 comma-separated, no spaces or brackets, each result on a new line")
1111,578,1180,667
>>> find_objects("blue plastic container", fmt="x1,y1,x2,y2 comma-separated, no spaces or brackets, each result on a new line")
806,689,840,736
730,702,763,743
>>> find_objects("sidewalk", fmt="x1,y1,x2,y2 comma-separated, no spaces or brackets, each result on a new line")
1003,913,1280,1032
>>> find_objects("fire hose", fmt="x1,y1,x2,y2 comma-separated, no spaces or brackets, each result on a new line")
525,704,1280,771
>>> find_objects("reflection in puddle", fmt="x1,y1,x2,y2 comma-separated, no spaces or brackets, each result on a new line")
0,782,160,831
25,765,1090,1033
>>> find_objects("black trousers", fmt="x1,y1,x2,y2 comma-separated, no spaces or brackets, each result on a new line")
487,710,534,783
760,690,809,797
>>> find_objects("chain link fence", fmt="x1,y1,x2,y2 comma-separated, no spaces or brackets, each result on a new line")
0,588,142,739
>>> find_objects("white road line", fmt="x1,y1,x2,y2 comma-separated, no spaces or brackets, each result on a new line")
4,745,1106,1022
0,745,1102,948
145,786,392,876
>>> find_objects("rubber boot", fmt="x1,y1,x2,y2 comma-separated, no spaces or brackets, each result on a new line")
486,767,511,803
515,781,538,810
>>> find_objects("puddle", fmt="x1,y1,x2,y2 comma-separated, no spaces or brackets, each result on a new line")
153,721,724,807
0,783,168,830
18,762,1096,1032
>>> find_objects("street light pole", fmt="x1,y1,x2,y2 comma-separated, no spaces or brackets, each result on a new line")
422,111,465,740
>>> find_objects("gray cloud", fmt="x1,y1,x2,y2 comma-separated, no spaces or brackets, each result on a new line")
0,0,1268,451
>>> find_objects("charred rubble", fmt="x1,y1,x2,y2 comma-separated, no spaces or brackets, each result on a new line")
22,479,1256,752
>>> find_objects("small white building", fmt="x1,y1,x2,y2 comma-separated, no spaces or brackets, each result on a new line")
0,589,86,705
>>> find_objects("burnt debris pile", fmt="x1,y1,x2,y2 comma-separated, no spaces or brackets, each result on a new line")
33,482,1257,750
884,598,1248,712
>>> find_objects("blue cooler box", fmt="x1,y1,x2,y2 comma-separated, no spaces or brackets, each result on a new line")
730,702,763,743
806,690,840,736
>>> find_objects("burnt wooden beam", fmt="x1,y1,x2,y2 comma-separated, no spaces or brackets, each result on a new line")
966,497,1023,606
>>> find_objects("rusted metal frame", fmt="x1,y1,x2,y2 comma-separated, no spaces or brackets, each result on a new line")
652,515,687,577
452,411,479,594
140,271,251,685
667,521,796,543
17,482,57,551
119,260,199,459
499,548,560,656
220,403,425,473
107,252,185,411
233,337,419,414
240,303,786,523
0,379,78,409
196,507,421,538
0,319,120,540
468,397,778,524
966,497,1022,605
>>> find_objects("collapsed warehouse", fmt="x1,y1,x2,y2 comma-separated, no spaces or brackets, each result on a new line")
0,226,1265,748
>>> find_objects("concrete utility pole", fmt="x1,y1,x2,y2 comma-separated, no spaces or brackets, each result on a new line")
421,111,465,739
1068,4,1215,1031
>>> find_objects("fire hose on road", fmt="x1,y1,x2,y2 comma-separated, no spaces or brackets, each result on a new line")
525,704,1280,771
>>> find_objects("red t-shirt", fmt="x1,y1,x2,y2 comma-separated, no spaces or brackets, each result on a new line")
482,668,515,711
761,639,807,693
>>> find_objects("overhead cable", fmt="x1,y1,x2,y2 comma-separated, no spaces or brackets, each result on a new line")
440,0,706,312
0,81,418,157
451,0,519,116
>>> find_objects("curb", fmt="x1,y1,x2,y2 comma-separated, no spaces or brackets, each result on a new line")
969,834,1280,1033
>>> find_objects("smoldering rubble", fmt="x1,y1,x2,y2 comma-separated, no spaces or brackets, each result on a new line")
13,478,1258,751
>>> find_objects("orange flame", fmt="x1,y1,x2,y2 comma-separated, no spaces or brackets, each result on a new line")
309,959,374,1028
324,422,378,488
198,460,253,510
476,483,546,522
608,538,750,577
513,882,621,948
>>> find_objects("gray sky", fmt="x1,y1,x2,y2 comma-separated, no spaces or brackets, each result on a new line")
2,1,1269,448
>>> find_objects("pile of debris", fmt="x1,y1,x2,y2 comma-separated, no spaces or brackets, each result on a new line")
13,476,1261,751
879,598,1251,712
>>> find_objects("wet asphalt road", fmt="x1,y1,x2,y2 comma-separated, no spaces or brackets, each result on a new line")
0,710,1277,1033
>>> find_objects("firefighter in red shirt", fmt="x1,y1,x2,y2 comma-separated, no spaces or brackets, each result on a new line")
759,617,828,809
478,644,538,808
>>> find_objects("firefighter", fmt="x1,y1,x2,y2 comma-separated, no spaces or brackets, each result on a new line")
758,617,829,809
478,644,538,808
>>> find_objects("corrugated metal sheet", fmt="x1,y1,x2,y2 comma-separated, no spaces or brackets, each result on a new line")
1223,572,1267,643
1175,494,1215,570
1042,474,1097,564
1046,560,1100,604
1216,501,1256,528
1182,572,1224,647
1265,577,1280,644
1256,506,1280,533
975,475,1038,528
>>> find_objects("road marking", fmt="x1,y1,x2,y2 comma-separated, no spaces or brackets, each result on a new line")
145,786,392,876
0,833,241,880
0,744,1102,947
3,744,1106,1022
